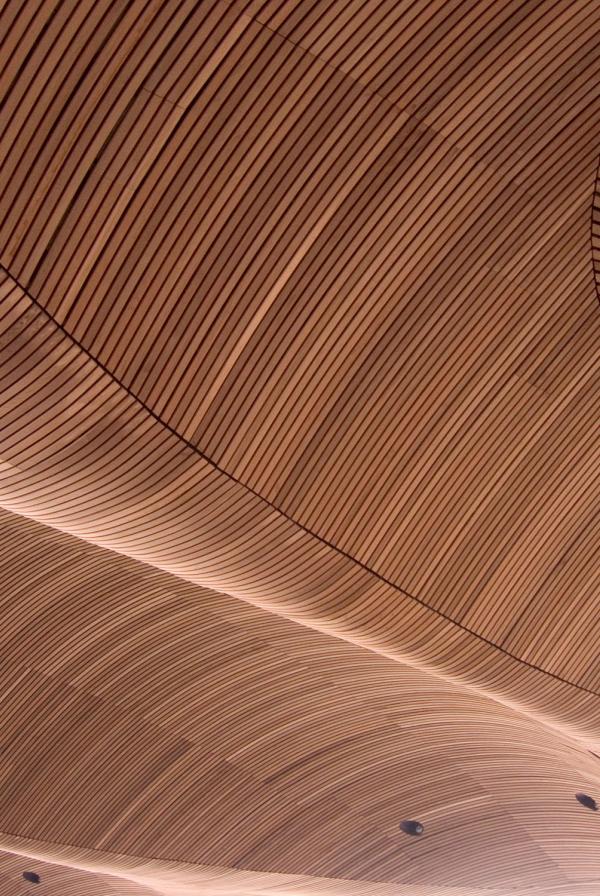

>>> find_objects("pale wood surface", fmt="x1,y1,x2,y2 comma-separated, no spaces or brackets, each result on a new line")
1,509,600,895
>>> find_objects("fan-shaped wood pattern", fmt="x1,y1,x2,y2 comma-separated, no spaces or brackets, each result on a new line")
1,507,600,896
2,0,600,692
1,1,600,894
1,273,599,742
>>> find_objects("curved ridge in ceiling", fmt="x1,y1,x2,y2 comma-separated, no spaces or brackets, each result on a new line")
0,508,600,896
1,0,599,703
1,270,599,744
1,2,600,895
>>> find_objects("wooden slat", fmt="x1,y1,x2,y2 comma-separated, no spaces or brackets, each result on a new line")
1,0,598,688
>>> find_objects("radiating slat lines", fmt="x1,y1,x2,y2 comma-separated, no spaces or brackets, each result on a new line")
1,3,600,894
0,1,598,693
1,269,600,747
0,508,600,893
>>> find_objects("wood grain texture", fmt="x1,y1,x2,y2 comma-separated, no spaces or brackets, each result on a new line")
0,849,160,896
1,0,599,691
593,152,600,301
1,1,600,894
1,274,599,742
1,507,600,896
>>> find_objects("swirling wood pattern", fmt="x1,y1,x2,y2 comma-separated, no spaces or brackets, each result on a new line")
1,1,599,894
1,507,600,895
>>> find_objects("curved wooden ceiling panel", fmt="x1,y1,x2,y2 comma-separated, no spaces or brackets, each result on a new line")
1,275,600,745
1,507,600,895
0,849,160,896
1,1,600,893
1,0,599,694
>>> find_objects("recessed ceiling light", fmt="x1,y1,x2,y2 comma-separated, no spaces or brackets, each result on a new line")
575,793,598,811
400,819,424,835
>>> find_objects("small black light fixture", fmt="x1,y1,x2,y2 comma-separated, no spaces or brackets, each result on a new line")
22,871,40,883
400,819,424,836
575,793,598,811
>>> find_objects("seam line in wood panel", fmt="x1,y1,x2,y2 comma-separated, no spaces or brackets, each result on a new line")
592,152,600,308
4,826,600,891
2,263,600,702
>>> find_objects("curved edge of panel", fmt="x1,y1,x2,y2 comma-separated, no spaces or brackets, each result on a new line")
5,831,600,896
1,270,600,747
592,154,600,307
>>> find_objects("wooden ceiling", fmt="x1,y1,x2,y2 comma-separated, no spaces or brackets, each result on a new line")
1,507,600,896
1,1,599,894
